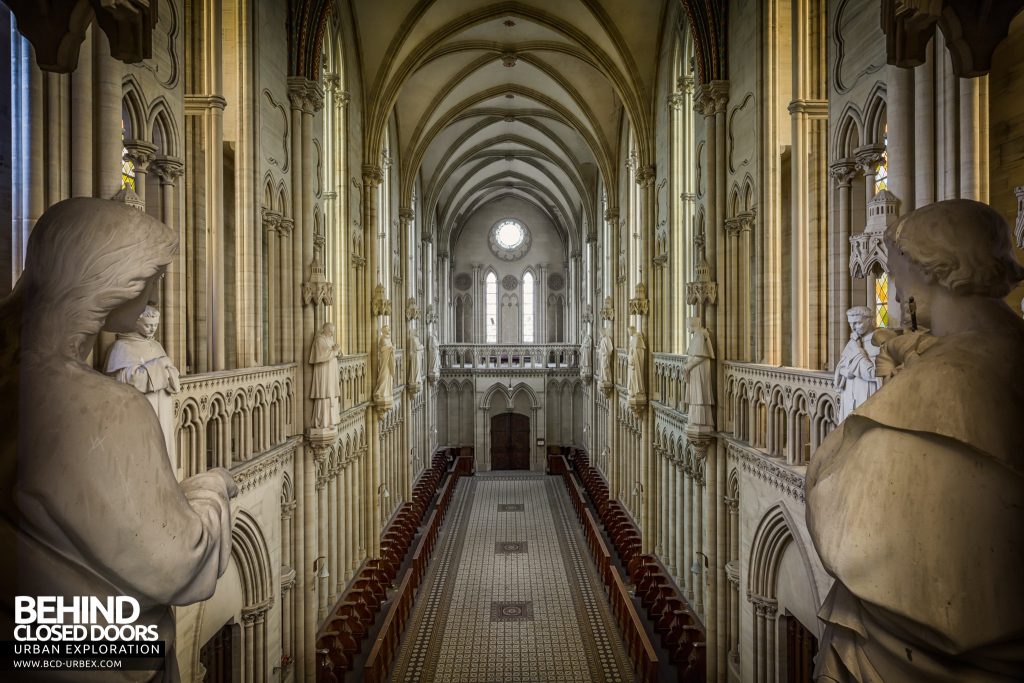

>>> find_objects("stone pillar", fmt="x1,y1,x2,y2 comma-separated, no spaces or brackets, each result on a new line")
70,27,93,199
828,161,857,368
123,141,157,210
151,158,185,363
888,64,915,212
915,40,936,208
959,75,985,201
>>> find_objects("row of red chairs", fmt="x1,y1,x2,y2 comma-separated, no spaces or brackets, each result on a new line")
566,450,706,683
558,462,660,682
316,450,455,681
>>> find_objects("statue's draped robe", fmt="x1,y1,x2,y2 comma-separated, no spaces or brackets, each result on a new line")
104,333,180,462
308,333,339,428
407,334,422,393
807,328,1024,683
374,335,395,406
4,356,234,682
833,334,880,422
598,335,614,386
627,332,646,403
685,329,715,427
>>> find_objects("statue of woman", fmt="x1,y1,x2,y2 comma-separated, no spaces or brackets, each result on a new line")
308,322,341,429
0,198,236,682
406,320,423,395
105,305,181,460
374,325,396,409
427,320,441,382
683,318,715,429
626,325,646,407
807,199,1024,682
579,322,593,381
598,325,614,391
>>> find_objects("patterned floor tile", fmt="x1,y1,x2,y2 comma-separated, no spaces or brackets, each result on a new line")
390,474,634,682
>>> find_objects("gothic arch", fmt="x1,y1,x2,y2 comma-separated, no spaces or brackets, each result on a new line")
231,511,274,609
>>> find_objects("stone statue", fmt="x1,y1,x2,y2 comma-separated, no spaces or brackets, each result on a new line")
0,198,236,682
598,324,614,393
374,324,396,409
626,325,646,407
308,322,341,430
427,319,441,382
104,305,181,461
407,320,423,395
807,199,1024,683
683,319,715,429
579,321,593,382
833,306,881,423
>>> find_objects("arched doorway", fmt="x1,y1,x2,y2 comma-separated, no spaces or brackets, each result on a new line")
490,413,530,470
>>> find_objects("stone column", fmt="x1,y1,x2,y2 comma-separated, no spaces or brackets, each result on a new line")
888,64,915,212
959,75,986,201
915,40,936,208
152,157,185,364
123,141,157,210
828,160,857,369
69,27,93,199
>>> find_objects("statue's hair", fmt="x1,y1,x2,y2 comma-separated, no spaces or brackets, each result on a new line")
140,305,162,321
885,199,1024,298
846,305,873,321
22,198,178,358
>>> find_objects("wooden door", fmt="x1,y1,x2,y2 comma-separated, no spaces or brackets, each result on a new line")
490,413,530,470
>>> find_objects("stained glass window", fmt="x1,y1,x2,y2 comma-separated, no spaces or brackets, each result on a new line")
121,119,136,191
875,272,889,327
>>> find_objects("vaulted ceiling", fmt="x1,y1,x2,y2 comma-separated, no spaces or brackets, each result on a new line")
345,0,673,254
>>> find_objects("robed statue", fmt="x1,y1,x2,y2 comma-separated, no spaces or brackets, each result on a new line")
308,322,341,429
0,198,236,683
105,305,181,460
807,199,1024,682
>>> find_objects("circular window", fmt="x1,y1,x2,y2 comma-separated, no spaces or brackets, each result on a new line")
488,218,531,261
494,220,525,249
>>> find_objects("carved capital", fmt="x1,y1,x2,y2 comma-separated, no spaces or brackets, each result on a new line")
604,208,620,224
854,144,886,175
634,164,656,188
829,159,859,187
362,164,384,188
123,140,157,172
151,156,185,185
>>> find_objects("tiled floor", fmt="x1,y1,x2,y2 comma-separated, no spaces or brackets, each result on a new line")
391,473,635,682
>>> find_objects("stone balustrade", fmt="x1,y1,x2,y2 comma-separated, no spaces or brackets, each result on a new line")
723,362,838,465
439,344,579,370
337,353,370,410
652,352,688,410
175,363,297,479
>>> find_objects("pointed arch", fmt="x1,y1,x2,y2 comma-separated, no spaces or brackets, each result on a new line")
231,511,274,609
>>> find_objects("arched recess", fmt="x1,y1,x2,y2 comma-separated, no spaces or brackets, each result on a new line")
747,504,823,683
231,511,274,610
229,510,274,682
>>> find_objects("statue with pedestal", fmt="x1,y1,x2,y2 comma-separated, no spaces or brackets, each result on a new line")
427,319,441,382
0,198,236,682
374,325,396,410
598,324,614,393
104,305,181,460
626,325,646,407
683,319,715,430
579,321,593,382
807,199,1024,682
407,320,423,395
308,322,341,430
833,306,882,423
